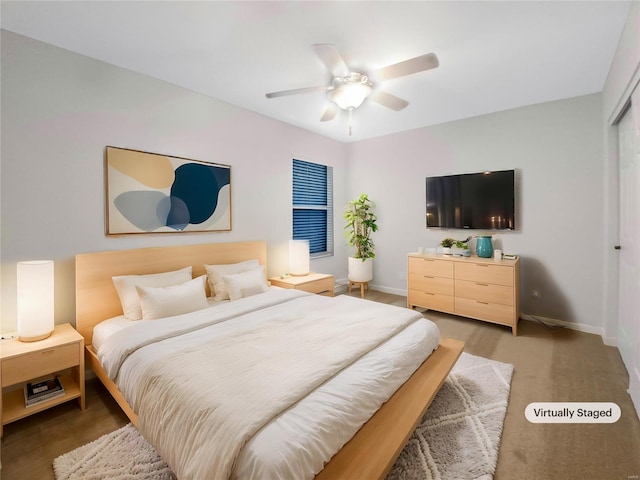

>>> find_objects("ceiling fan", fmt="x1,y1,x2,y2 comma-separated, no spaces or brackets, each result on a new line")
265,44,439,135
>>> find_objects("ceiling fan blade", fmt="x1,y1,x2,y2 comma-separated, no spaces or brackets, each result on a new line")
311,44,350,78
375,53,439,81
320,104,339,122
369,90,409,111
266,85,326,98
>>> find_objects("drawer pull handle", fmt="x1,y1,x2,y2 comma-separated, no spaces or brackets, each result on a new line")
476,301,489,305
476,283,489,287
425,292,435,296
476,264,488,268
423,275,434,279
40,349,56,355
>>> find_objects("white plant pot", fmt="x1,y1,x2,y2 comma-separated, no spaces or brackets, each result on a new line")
348,257,373,283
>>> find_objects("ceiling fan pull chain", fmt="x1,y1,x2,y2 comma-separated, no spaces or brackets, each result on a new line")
349,108,353,136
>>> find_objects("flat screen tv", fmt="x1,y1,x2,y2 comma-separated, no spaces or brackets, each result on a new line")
426,169,515,230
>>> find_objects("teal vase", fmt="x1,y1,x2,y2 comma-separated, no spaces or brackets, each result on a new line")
476,236,493,258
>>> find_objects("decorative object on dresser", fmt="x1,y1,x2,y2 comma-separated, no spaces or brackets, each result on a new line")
408,253,521,335
17,260,55,342
105,146,231,234
452,238,471,257
269,272,335,297
440,237,455,255
475,235,494,258
1,323,85,437
288,239,310,276
344,193,378,298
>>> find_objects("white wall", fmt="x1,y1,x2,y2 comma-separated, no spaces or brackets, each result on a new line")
0,29,613,337
347,94,605,330
0,31,349,333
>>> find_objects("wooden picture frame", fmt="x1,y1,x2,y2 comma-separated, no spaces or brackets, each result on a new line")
105,146,231,234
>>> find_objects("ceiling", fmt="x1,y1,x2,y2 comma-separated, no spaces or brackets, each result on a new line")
0,1,632,143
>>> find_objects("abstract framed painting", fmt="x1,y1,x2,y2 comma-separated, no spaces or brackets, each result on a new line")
105,146,231,234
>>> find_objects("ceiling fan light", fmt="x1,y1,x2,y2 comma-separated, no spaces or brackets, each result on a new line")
328,82,372,110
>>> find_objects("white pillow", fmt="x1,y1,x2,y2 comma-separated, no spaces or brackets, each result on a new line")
204,259,260,301
136,275,209,320
112,266,193,320
223,266,268,302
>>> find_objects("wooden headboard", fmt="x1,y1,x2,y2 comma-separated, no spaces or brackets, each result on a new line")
75,241,267,345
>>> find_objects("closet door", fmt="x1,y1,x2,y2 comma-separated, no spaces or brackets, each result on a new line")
617,87,640,417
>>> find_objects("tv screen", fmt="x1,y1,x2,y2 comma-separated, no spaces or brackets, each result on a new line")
426,169,515,230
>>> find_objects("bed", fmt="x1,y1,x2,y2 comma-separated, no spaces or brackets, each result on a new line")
75,241,463,479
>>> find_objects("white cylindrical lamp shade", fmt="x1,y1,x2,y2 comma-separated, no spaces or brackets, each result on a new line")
289,240,310,276
17,260,54,342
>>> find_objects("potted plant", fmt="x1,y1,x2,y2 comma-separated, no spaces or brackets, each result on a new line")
452,239,471,257
440,237,455,255
344,193,378,283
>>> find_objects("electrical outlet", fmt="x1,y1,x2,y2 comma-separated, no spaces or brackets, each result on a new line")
532,289,540,299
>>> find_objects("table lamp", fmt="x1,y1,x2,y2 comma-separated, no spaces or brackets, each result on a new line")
17,260,54,342
289,240,310,276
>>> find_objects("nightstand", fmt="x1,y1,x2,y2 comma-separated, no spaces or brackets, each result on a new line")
1,323,85,436
269,272,334,297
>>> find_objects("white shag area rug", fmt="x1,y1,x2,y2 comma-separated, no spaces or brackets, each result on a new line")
386,352,514,480
53,352,513,480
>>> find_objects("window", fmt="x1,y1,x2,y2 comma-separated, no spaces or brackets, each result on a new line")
292,159,333,257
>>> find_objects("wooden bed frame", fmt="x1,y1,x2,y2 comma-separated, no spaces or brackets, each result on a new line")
75,241,464,480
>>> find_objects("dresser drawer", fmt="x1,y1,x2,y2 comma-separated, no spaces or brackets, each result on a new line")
408,257,454,278
455,262,514,286
408,289,455,313
455,279,513,306
454,297,514,325
409,274,454,296
2,343,79,386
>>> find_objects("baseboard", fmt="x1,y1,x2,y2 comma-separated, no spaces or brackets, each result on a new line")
367,284,407,296
335,278,406,296
334,282,614,345
519,314,606,340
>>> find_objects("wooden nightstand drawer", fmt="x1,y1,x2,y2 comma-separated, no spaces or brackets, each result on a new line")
297,276,333,295
269,273,334,296
2,342,79,387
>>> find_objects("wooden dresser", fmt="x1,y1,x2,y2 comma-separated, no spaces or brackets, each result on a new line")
408,253,520,335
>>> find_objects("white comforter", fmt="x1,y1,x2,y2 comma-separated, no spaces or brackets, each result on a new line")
98,288,440,480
